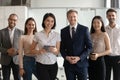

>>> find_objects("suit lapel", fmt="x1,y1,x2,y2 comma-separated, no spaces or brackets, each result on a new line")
66,26,72,40
72,24,82,41
5,28,12,47
13,28,18,49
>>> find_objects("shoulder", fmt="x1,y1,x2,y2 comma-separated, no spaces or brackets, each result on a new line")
103,32,108,36
0,28,8,34
34,31,42,38
61,26,69,31
52,31,59,35
15,28,23,33
0,28,7,31
77,24,89,33
35,31,41,35
19,35,26,41
78,24,88,29
103,32,109,38
20,35,25,39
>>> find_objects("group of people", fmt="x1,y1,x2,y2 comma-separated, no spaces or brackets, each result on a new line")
0,8,119,80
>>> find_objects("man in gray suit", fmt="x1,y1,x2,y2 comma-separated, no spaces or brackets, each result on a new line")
0,13,23,80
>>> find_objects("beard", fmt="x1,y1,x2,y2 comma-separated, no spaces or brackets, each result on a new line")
109,18,115,23
8,24,15,29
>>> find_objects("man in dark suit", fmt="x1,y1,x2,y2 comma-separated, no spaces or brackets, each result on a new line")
0,13,23,80
60,9,92,80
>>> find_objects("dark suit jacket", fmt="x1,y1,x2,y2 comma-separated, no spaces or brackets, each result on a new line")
0,27,23,65
60,23,92,67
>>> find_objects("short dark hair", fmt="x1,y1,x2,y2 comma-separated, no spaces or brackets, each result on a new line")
42,13,56,29
106,8,117,15
90,16,106,34
24,17,37,35
9,13,18,19
67,9,78,17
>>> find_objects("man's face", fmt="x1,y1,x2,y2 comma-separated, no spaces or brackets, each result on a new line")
8,15,18,29
107,12,116,23
67,12,78,26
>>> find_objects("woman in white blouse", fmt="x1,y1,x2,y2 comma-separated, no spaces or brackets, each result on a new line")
18,17,38,80
30,13,61,80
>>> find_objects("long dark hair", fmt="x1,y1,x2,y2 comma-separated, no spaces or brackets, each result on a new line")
24,17,37,35
90,16,106,34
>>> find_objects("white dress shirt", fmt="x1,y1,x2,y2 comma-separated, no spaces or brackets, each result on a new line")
70,23,77,38
33,30,61,64
105,24,120,56
8,27,15,45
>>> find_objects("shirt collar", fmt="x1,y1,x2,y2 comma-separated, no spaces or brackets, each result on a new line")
107,24,119,29
8,27,15,31
41,30,54,34
70,23,78,29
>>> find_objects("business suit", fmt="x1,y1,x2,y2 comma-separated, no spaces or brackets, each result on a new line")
0,27,23,80
60,23,92,80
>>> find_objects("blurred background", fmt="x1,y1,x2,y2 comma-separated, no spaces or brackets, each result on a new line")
0,0,119,79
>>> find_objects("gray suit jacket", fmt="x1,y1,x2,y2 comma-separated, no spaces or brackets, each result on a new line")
0,27,23,65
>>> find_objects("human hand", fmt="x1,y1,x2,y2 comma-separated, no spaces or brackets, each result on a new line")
90,53,99,60
7,48,16,56
19,68,25,77
66,56,80,64
39,48,47,54
70,56,80,64
49,46,57,53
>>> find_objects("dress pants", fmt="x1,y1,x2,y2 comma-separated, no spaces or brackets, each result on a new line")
105,56,120,80
36,62,58,80
88,57,106,80
64,64,88,80
2,60,20,80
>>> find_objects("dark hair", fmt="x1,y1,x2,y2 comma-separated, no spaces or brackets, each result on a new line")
106,8,117,15
24,17,37,35
42,13,56,29
90,16,106,34
67,9,78,17
9,13,18,19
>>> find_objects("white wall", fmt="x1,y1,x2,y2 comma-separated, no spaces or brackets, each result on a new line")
0,6,28,30
31,0,105,8
28,8,120,33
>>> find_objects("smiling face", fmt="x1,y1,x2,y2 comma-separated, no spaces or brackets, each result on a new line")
44,16,54,30
107,12,116,24
26,20,36,32
8,14,18,29
93,18,102,31
67,12,78,26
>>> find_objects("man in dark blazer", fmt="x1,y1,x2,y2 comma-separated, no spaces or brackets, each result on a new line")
60,9,92,80
0,13,23,80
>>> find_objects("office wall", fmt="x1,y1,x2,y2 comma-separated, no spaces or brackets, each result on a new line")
28,8,120,33
0,6,28,30
31,0,105,8
1,6,120,33
28,8,96,33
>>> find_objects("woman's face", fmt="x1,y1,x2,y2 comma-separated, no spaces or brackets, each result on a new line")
26,20,35,32
93,18,102,31
44,16,54,29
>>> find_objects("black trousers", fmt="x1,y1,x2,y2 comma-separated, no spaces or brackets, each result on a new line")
105,56,120,80
88,57,106,80
36,62,58,80
2,60,20,80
